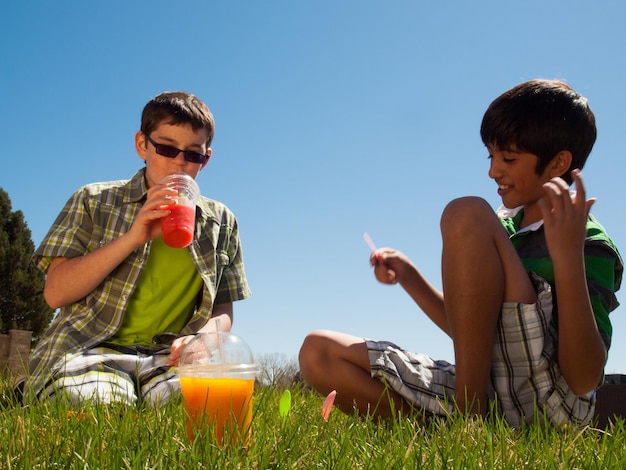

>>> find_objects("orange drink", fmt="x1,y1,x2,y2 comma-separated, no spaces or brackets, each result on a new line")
176,331,257,446
180,375,255,445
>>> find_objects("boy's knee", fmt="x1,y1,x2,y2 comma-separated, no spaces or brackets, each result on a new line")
142,374,179,406
441,197,493,234
299,331,332,380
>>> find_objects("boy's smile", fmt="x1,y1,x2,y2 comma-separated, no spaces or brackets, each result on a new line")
135,122,211,188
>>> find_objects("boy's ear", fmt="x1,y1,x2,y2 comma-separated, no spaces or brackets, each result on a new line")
200,148,212,170
549,150,573,178
135,131,148,161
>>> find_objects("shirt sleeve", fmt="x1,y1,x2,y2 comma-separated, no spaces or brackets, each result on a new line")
32,187,94,273
585,238,623,350
213,216,251,305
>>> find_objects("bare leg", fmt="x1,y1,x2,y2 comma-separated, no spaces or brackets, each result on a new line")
298,330,410,418
440,197,536,414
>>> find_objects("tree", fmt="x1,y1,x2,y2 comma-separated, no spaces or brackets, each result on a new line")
0,188,54,342
256,352,300,389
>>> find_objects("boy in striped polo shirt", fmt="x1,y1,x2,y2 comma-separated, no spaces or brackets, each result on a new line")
299,79,623,427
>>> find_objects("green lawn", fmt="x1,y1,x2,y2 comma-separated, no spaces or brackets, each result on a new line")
1,382,625,469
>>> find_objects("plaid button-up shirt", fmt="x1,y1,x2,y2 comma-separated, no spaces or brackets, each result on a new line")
26,168,250,398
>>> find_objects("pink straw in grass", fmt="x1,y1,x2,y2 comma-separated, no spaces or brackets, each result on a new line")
322,390,337,421
363,232,377,252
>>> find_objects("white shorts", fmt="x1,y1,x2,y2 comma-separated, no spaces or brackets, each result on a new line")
40,344,179,405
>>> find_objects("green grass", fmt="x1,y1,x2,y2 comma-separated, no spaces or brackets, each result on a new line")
1,382,625,469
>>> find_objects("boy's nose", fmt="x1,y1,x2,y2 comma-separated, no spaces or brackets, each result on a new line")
173,152,187,166
488,159,500,179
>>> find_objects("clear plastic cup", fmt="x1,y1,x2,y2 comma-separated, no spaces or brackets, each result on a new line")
176,332,258,446
159,174,200,248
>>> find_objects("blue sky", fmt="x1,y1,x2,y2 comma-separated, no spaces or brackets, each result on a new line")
2,1,625,374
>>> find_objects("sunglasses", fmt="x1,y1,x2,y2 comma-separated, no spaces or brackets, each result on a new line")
146,135,209,164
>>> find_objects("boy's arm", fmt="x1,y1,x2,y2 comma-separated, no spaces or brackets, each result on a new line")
44,233,144,308
44,183,176,308
552,252,606,393
372,249,449,335
539,170,606,394
198,303,234,333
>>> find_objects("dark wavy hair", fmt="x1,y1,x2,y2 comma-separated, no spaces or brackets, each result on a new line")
140,91,215,146
480,79,596,184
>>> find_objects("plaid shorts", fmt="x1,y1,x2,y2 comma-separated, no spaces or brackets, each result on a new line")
367,273,596,427
40,344,179,405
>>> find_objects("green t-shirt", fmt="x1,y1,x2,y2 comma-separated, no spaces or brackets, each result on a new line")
110,236,204,346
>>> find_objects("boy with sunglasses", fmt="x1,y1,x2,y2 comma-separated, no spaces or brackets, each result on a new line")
23,91,251,404
299,79,623,428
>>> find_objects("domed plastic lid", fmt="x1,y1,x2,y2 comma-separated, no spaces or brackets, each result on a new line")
160,173,200,205
177,332,257,379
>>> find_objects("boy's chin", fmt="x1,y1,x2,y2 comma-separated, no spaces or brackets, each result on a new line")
500,199,523,210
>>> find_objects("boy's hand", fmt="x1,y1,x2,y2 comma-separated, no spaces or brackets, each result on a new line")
166,335,196,366
370,248,411,285
127,183,178,246
538,169,594,261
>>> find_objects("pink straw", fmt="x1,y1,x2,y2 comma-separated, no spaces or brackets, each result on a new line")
322,390,337,421
363,232,377,252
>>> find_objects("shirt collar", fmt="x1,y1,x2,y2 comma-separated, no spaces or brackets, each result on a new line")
496,190,577,234
496,204,543,234
125,168,149,204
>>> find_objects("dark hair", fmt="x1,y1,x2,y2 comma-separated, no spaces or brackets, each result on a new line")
480,79,596,184
140,91,215,146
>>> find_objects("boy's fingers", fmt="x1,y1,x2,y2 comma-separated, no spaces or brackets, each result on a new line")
586,198,596,216
541,181,563,212
571,168,587,204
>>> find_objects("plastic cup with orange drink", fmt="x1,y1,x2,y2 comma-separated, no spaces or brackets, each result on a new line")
176,331,258,446
159,173,200,248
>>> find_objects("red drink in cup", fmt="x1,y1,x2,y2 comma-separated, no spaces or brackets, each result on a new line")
159,174,200,248
161,204,196,248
